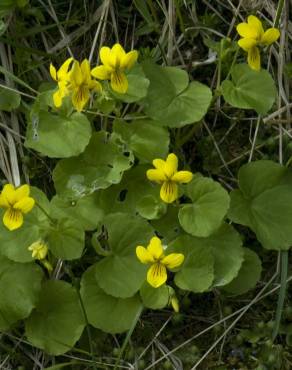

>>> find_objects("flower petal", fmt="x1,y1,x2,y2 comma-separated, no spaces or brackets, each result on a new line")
171,171,193,184
146,169,167,183
70,61,83,86
236,23,257,39
147,263,167,288
53,89,64,107
160,181,178,203
14,197,35,214
121,50,138,70
247,46,261,71
89,79,102,92
238,38,257,51
58,57,73,80
3,208,23,231
164,153,178,178
162,253,184,269
14,184,30,202
72,86,90,112
100,46,116,69
147,236,164,259
0,193,9,208
80,59,91,84
49,63,57,81
112,43,126,64
1,184,16,205
247,15,264,38
110,71,128,93
153,159,166,170
261,28,280,45
91,65,111,80
136,246,155,264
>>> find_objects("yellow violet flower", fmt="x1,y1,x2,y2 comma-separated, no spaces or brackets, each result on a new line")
50,58,73,107
28,240,48,260
236,15,280,71
70,59,102,112
136,236,184,288
91,43,138,94
0,184,35,231
146,153,193,203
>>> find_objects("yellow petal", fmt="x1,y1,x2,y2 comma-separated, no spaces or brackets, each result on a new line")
238,38,257,51
89,79,102,92
72,86,90,112
53,89,63,107
247,46,261,71
14,197,35,214
100,46,116,69
50,63,57,81
162,253,184,269
136,246,155,264
70,61,83,86
80,59,91,84
153,158,166,170
112,43,126,64
146,169,167,183
3,208,23,231
247,15,264,38
160,181,178,203
14,184,30,202
110,71,128,94
28,240,48,260
236,23,258,39
164,153,178,178
91,65,111,80
1,184,16,205
261,28,280,45
147,236,164,259
147,263,167,288
0,193,9,208
121,50,138,70
58,57,73,80
171,171,193,184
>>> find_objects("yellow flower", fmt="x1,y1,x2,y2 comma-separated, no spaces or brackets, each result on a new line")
50,58,73,107
70,59,102,112
91,43,138,94
136,236,184,288
28,240,48,260
0,184,35,231
146,153,193,203
236,15,280,71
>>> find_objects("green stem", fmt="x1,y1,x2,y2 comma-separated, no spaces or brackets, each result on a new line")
113,306,143,370
272,250,289,341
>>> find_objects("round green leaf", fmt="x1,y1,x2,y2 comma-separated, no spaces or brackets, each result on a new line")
25,111,92,158
140,282,169,309
143,62,212,128
229,160,292,250
25,280,85,355
223,248,262,295
113,118,169,163
50,193,104,231
192,224,244,287
221,64,276,115
47,219,85,260
178,177,230,237
169,235,214,293
53,131,134,198
95,213,154,298
0,86,21,111
0,255,43,330
81,265,142,334
137,194,167,220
